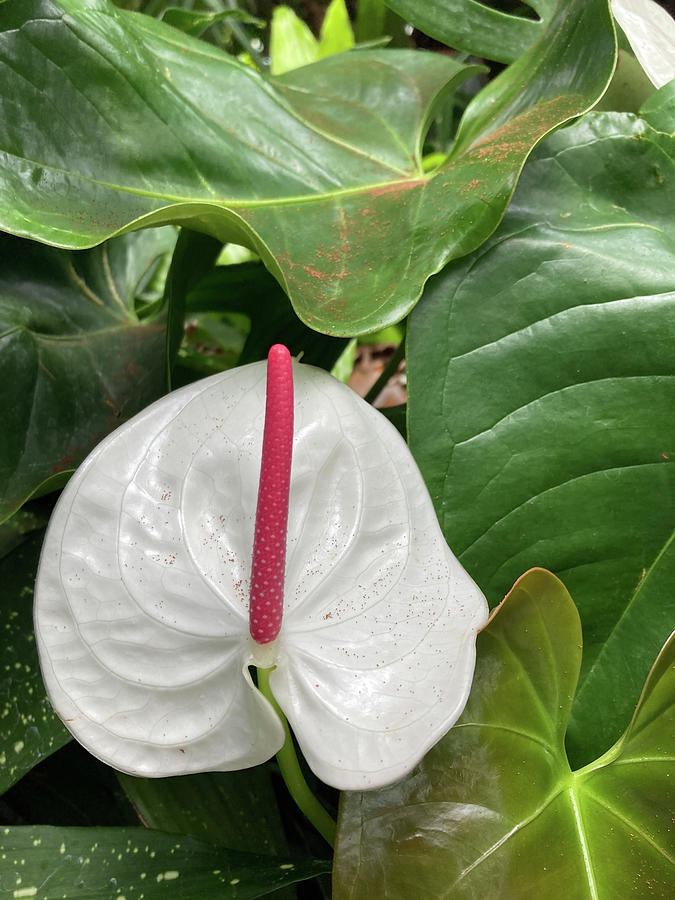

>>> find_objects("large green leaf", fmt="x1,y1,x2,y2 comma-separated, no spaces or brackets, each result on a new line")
334,569,675,899
0,229,175,523
385,0,558,63
0,0,614,335
0,532,69,795
0,826,331,898
407,110,675,765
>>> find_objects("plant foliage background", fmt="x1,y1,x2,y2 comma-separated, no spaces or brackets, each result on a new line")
0,0,673,897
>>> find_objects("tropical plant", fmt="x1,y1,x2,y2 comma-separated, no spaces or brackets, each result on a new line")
0,0,673,897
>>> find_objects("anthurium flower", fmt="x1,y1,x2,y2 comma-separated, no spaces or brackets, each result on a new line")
34,347,487,791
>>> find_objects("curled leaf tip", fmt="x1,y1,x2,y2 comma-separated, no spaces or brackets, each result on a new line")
249,344,294,644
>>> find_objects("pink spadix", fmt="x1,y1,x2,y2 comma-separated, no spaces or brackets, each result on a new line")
249,344,294,644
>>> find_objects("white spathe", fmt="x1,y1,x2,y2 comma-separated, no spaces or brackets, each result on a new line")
34,359,487,790
611,0,675,88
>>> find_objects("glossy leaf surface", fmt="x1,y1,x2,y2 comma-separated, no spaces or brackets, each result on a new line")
35,358,487,789
0,0,614,335
0,826,331,898
0,229,175,523
334,569,675,899
408,110,675,765
118,769,289,853
0,533,69,795
385,0,558,62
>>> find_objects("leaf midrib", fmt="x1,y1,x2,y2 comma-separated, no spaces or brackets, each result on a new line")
574,529,675,704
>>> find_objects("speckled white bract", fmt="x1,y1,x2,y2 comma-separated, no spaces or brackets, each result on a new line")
611,0,675,87
35,359,488,790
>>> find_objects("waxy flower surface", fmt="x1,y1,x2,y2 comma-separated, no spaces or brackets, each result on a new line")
35,351,487,790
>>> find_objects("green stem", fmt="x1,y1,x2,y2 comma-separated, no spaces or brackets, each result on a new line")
257,667,337,847
363,332,406,406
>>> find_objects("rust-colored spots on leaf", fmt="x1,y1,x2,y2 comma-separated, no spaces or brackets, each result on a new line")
302,264,346,282
365,179,425,200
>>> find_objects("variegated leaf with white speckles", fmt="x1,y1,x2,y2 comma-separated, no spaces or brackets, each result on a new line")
1,533,70,795
0,825,331,898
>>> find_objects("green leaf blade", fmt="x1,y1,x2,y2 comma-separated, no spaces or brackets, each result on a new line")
0,230,174,523
334,571,675,898
0,0,615,335
0,533,70,795
384,0,552,64
407,111,675,765
0,825,332,898
118,770,291,854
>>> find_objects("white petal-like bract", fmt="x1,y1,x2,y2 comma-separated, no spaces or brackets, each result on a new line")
611,0,675,88
35,359,487,788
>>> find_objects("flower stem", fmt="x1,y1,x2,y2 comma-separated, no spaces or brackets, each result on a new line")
257,666,337,847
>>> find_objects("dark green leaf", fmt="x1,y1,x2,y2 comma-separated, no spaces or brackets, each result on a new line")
334,569,674,898
385,0,558,63
379,403,406,438
163,229,222,388
118,769,290,854
175,311,247,383
0,505,49,561
0,533,69,795
2,743,137,827
407,111,675,765
0,229,175,522
0,0,614,335
0,826,332,898
161,6,263,38
185,262,346,368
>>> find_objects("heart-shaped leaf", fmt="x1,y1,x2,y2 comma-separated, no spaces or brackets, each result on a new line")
334,568,675,898
0,229,176,523
0,0,614,335
385,0,558,63
35,356,487,789
407,109,675,765
0,826,331,898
